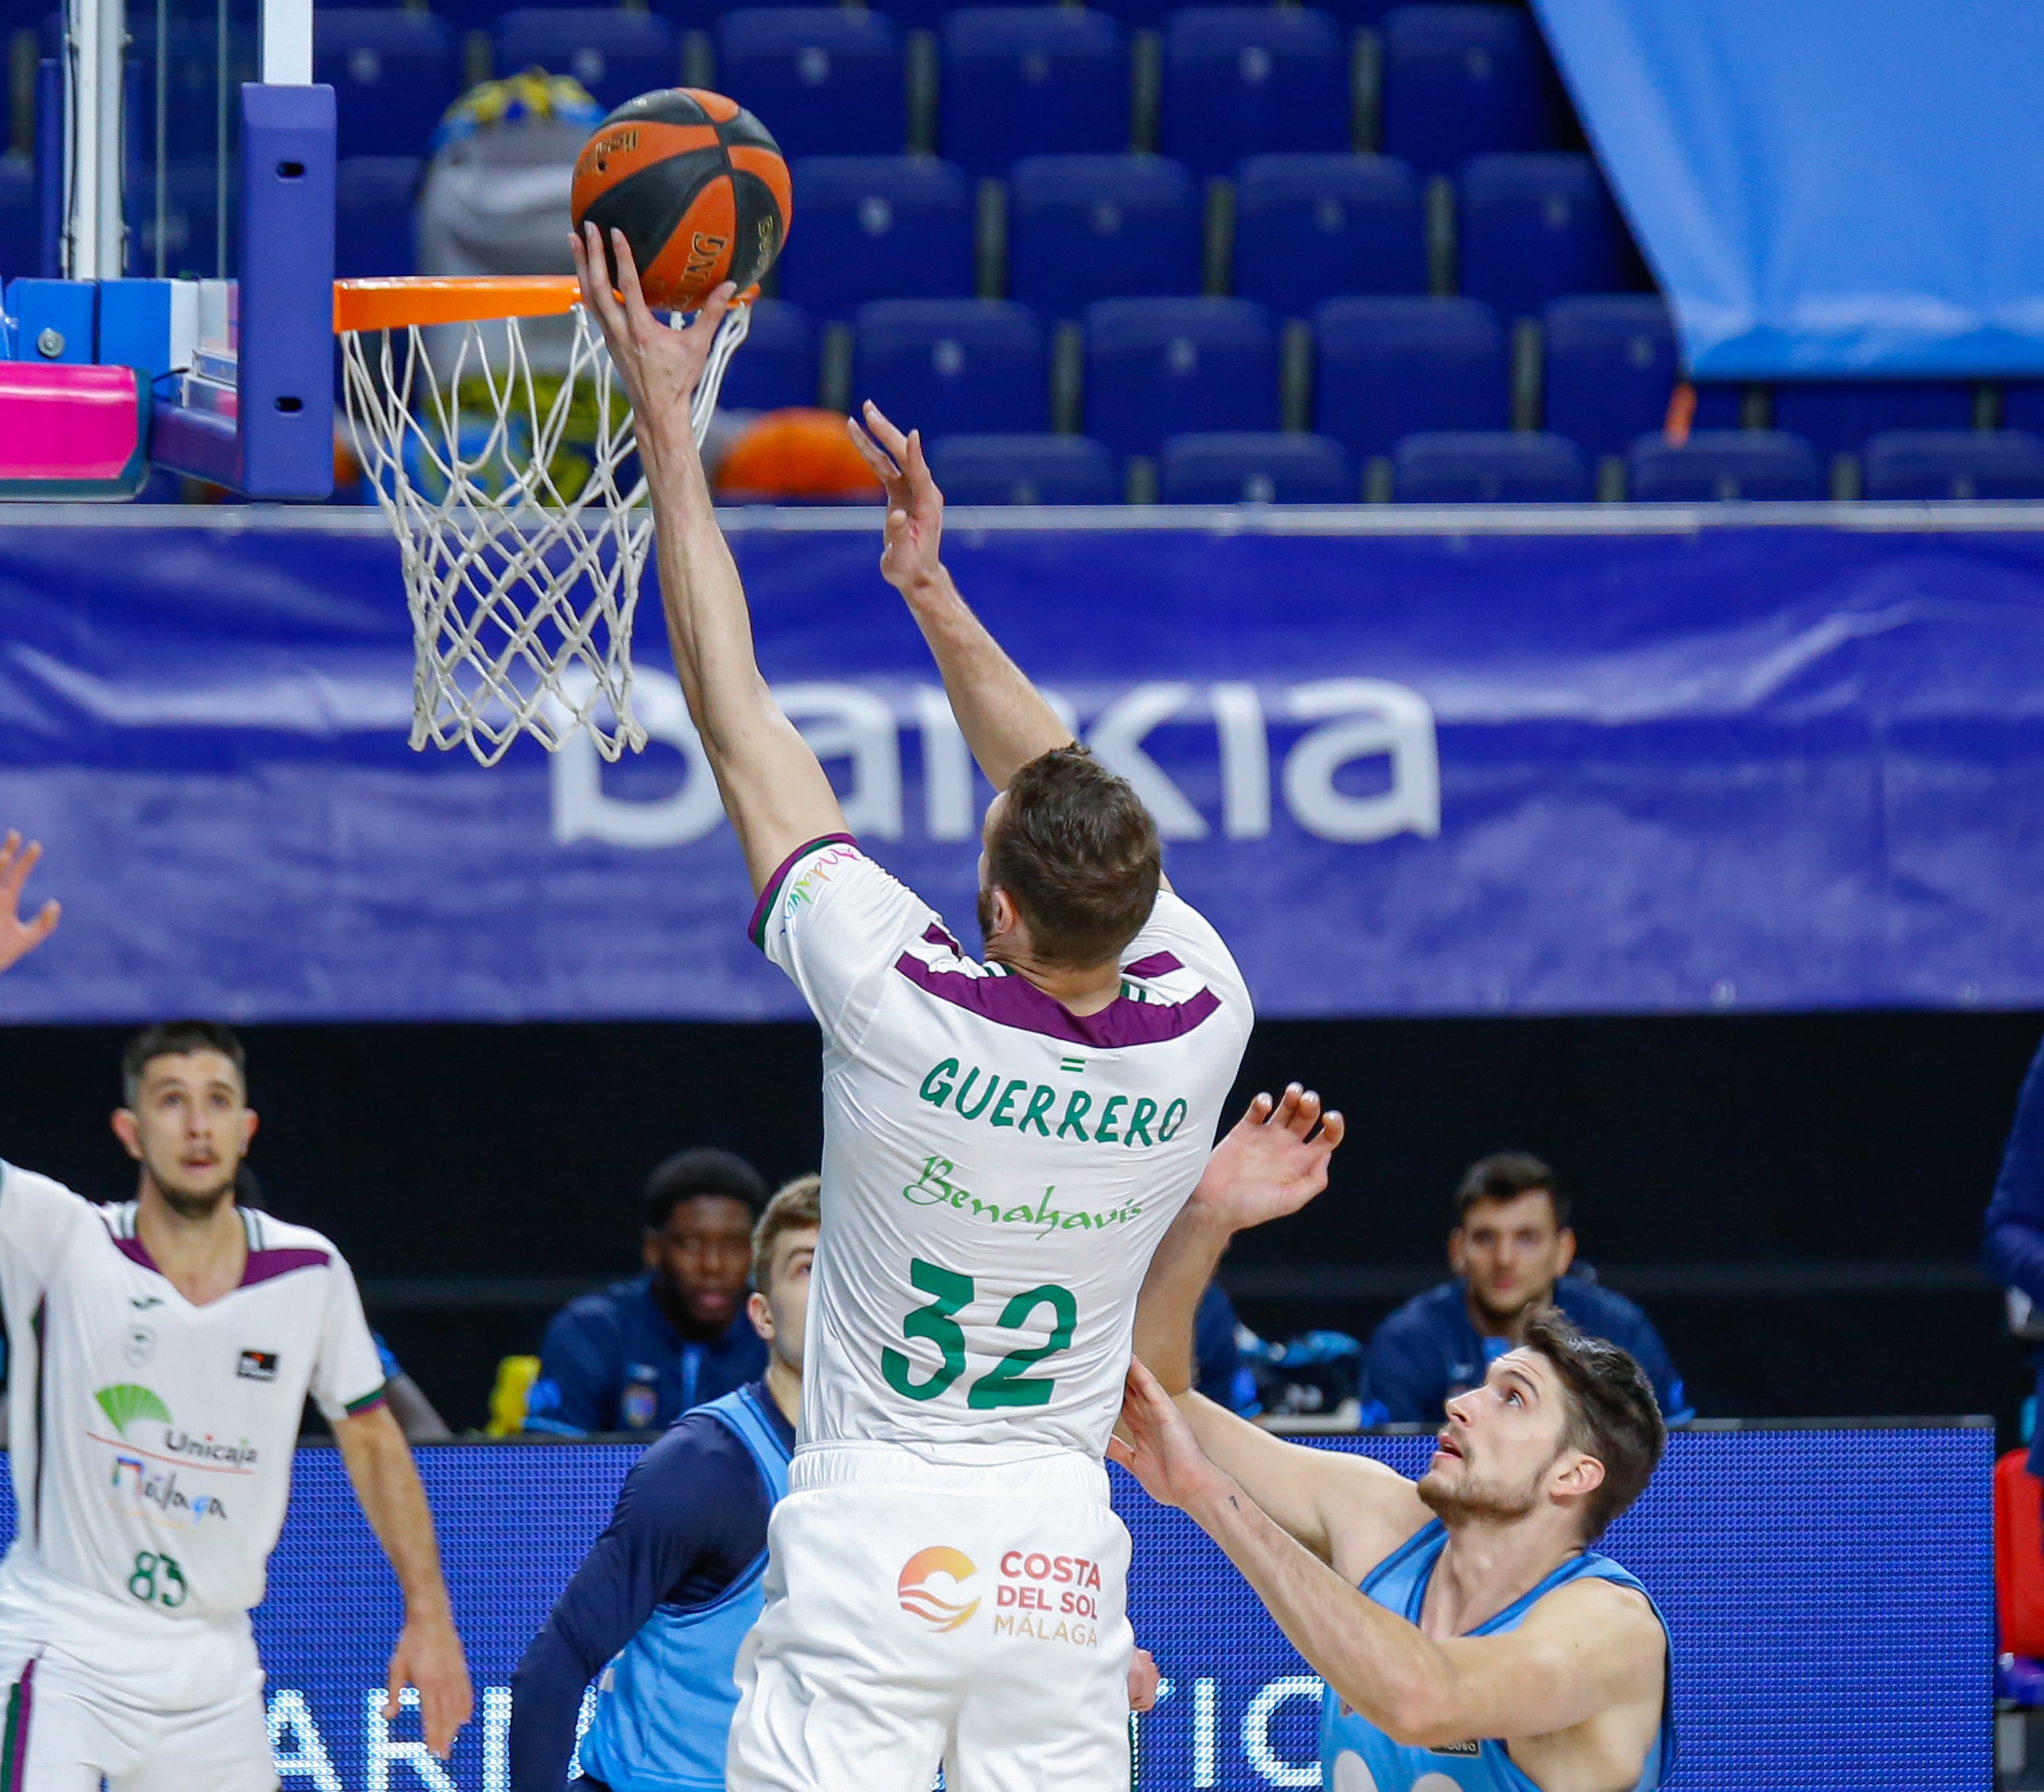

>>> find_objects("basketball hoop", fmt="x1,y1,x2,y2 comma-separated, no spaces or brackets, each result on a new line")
334,276,751,766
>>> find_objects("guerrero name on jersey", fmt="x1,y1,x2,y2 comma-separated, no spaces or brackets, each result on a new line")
0,1166,386,1626
754,835,1253,1461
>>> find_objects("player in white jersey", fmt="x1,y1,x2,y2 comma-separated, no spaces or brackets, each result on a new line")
0,833,472,1791
572,236,1256,1790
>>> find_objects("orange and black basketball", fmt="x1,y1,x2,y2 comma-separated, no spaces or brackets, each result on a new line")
570,89,792,311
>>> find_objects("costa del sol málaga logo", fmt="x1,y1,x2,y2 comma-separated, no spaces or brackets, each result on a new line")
897,1547,979,1632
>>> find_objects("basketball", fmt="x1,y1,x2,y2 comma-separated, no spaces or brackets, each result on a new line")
570,88,792,311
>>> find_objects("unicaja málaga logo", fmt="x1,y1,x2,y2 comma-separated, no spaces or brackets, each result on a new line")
897,1547,979,1632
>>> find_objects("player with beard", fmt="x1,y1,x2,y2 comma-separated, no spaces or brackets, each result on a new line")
0,832,472,1791
1119,1122,1672,1792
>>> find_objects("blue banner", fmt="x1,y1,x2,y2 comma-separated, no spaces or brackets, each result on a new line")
2,512,2043,1021
0,1426,1977,1790
1534,0,2044,376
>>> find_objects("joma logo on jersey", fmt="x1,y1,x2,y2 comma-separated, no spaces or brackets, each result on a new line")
901,1158,1145,1238
237,1351,278,1382
918,1059,1188,1149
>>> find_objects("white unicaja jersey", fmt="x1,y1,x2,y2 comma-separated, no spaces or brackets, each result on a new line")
0,1166,386,1624
755,834,1253,1462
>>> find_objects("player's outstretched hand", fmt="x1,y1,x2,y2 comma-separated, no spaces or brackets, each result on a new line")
570,223,735,456
0,832,59,974
385,1610,474,1760
1127,1646,1161,1713
1189,1083,1344,1235
848,401,946,598
1109,1358,1228,1514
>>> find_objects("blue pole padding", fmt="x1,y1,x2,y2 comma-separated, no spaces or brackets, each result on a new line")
33,59,59,279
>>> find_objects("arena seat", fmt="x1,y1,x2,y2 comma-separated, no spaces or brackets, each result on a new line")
1311,295,1507,458
1007,154,1202,319
1160,7,1349,179
715,9,905,160
491,10,681,115
926,434,1122,503
1084,296,1278,453
940,9,1129,180
852,299,1049,437
1392,430,1589,502
1769,380,1978,459
1458,153,1628,322
1160,431,1354,501
1542,295,1678,458
313,11,459,162
715,299,819,412
1379,5,1553,176
1232,154,1426,315
335,157,421,278
1626,430,1826,501
1860,430,2044,500
777,157,974,319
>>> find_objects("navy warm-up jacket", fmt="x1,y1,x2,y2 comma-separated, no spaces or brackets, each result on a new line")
1983,1034,2044,1473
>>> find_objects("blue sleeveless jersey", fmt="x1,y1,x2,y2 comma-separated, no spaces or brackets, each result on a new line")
1319,1521,1674,1792
579,1387,792,1792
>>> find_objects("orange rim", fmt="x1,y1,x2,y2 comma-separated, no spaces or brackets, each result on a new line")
333,277,583,335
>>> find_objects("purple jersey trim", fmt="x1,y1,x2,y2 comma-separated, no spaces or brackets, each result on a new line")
1124,951,1185,979
110,1230,329,1287
748,834,859,949
893,952,1224,1048
344,1386,388,1416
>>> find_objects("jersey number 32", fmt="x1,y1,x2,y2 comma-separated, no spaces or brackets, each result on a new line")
883,1257,1078,1408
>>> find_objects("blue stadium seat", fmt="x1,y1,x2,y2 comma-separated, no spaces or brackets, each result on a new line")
777,157,973,319
314,12,459,162
1008,155,1202,319
1459,154,1626,321
1160,432,1354,501
492,10,679,115
1542,294,1676,458
1311,296,1505,457
1380,6,1552,176
0,153,36,283
1084,296,1277,453
1626,430,1826,501
941,9,1128,180
717,299,818,411
717,9,903,160
853,299,1048,437
1860,430,2044,500
1392,430,1588,501
1160,8,1349,179
1232,154,1425,315
928,434,1121,503
1768,380,1978,459
335,157,419,278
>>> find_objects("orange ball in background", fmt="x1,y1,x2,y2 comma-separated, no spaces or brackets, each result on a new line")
571,89,792,310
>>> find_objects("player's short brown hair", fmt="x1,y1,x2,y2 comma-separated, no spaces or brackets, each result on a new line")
1522,1309,1666,1542
1455,1151,1566,1227
986,746,1161,969
120,1020,247,1108
753,1173,821,1287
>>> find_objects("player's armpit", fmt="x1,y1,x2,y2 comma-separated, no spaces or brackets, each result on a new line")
1179,1392,1422,1568
1402,1578,1665,1749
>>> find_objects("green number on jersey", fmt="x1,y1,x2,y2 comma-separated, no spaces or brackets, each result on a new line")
127,1549,187,1609
887,1259,1080,1408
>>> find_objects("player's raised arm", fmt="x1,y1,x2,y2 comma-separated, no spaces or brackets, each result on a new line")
848,403,1076,791
572,228,848,894
0,830,60,974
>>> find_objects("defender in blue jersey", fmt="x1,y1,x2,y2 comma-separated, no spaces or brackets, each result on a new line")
1122,1098,1672,1792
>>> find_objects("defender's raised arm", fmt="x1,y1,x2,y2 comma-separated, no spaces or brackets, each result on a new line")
572,228,847,893
849,403,1075,791
0,830,59,974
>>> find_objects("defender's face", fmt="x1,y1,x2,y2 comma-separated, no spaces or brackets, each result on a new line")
119,1049,252,1212
750,1227,818,1372
1418,1348,1573,1518
1452,1190,1572,1324
646,1193,756,1329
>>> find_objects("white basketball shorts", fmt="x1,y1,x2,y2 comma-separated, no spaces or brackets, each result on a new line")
727,1443,1134,1792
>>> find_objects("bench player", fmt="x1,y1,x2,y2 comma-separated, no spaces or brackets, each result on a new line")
1118,1129,1672,1792
570,234,1255,1791
0,832,473,1790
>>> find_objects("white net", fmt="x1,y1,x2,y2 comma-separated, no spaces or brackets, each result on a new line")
339,297,751,766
